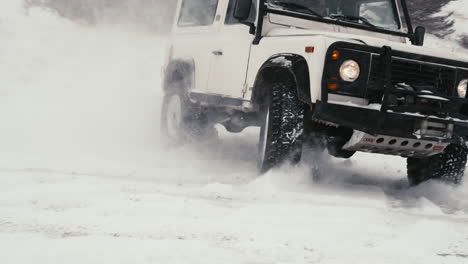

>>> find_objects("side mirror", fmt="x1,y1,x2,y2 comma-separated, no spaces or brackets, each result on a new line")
414,26,426,46
233,0,252,21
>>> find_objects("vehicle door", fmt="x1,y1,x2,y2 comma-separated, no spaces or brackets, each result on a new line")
172,0,222,94
207,0,257,99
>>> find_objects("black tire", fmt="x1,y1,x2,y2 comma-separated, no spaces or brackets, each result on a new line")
407,144,468,186
160,89,217,145
258,77,306,173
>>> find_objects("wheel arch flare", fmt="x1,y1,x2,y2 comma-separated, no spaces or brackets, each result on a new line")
251,54,312,109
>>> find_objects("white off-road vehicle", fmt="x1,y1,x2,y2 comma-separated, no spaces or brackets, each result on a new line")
162,0,468,185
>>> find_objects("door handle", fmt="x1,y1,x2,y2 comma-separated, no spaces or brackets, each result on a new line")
212,50,223,56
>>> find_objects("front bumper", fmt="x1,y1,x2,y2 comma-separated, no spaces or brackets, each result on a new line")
314,101,468,141
316,42,468,142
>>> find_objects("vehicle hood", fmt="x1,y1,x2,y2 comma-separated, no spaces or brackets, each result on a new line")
266,28,468,65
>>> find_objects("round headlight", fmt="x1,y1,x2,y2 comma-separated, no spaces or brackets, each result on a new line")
340,60,360,82
457,79,468,98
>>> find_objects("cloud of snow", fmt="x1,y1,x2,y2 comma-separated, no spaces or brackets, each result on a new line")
24,0,177,32
0,2,163,170
0,0,259,186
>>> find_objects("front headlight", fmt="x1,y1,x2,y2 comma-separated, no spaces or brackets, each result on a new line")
339,60,360,82
457,79,468,98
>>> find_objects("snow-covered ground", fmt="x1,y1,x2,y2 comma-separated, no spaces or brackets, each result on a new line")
1,1,468,264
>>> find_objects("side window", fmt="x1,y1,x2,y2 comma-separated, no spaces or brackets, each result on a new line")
225,0,257,25
178,0,220,27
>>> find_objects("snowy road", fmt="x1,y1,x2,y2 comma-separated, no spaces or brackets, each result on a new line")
1,163,468,264
1,2,468,264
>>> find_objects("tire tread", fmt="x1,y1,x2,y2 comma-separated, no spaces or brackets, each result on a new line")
407,144,467,185
259,78,305,172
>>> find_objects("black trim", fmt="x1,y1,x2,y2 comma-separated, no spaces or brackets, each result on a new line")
327,42,468,69
321,48,371,99
253,0,266,44
253,54,311,106
251,0,418,45
322,42,468,111
378,46,393,131
389,0,403,30
265,7,411,39
400,0,415,43
317,42,468,139
314,101,468,140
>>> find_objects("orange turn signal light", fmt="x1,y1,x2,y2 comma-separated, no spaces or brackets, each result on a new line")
305,46,315,53
331,50,340,60
328,83,338,91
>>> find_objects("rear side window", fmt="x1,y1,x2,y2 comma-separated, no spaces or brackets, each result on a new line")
178,0,220,27
225,0,257,25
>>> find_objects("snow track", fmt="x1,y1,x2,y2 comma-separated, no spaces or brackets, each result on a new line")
1,2,468,263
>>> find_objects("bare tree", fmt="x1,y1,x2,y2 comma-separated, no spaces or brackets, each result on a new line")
407,0,455,38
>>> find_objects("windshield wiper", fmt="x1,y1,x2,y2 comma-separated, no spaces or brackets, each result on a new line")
271,1,323,18
329,14,377,28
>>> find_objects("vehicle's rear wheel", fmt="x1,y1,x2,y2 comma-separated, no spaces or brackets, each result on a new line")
160,89,216,145
407,144,468,186
258,77,306,173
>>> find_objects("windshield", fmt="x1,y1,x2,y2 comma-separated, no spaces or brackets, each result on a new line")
267,0,400,30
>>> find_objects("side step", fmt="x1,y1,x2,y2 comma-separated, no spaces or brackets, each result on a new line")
342,131,449,158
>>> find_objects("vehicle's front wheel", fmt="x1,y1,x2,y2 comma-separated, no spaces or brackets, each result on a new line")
258,77,306,173
407,144,468,186
160,90,216,145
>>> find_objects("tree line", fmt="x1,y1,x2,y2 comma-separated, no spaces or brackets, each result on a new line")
25,0,464,46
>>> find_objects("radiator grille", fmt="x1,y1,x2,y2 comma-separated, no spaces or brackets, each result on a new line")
368,56,457,99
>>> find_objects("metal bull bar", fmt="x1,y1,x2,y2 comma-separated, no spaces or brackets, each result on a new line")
377,45,393,133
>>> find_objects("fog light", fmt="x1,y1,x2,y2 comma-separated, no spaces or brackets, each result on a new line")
339,60,360,82
457,79,468,98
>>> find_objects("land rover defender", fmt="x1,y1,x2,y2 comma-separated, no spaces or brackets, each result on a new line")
161,0,468,186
